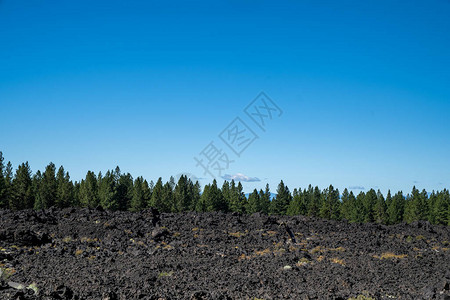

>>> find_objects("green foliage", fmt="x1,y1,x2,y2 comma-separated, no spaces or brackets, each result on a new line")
56,166,74,208
404,186,428,223
363,189,377,223
11,162,33,210
307,186,321,217
319,185,340,220
373,190,387,224
174,175,192,212
98,170,118,210
0,152,447,225
260,184,271,214
350,192,365,223
340,188,352,221
229,180,246,213
287,188,307,216
0,152,7,208
130,176,149,211
37,163,57,209
116,171,134,211
432,189,449,225
150,178,169,212
270,180,291,215
247,189,261,214
79,171,99,208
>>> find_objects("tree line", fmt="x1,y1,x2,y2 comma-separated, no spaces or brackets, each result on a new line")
0,152,448,225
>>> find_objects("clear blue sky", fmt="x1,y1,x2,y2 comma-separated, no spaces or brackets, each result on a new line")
1,0,449,194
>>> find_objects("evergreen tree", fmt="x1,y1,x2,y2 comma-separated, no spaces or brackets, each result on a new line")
162,182,174,212
385,190,392,208
73,181,81,207
340,188,352,220
150,178,167,211
362,189,377,222
36,162,57,209
130,176,147,211
404,187,428,223
11,162,33,210
98,170,118,210
56,166,74,208
116,172,134,211
247,189,261,214
350,192,366,223
270,180,292,215
373,189,387,224
432,189,449,225
174,175,191,212
0,152,7,208
319,185,340,220
307,186,321,217
287,188,305,216
229,180,246,213
79,171,99,208
259,184,271,214
387,191,405,225
5,161,13,186
32,170,43,209
189,181,201,211
196,184,209,212
206,179,227,212
221,181,231,210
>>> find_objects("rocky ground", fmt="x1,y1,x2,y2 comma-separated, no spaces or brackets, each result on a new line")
0,208,449,300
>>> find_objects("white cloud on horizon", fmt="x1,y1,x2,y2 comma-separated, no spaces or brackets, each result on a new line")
222,173,261,182
349,186,365,190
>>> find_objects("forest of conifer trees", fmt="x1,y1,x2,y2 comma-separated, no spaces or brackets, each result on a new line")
0,152,448,225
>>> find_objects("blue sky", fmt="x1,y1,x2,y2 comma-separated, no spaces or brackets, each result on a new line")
1,0,449,194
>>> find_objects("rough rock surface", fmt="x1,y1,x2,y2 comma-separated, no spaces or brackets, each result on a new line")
0,208,449,299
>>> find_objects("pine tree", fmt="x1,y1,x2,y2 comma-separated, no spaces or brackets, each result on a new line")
259,184,271,214
174,175,191,212
319,185,340,220
350,192,365,223
116,172,133,211
79,171,99,208
221,181,231,210
98,170,118,210
196,184,209,212
362,189,377,222
32,171,43,209
373,189,387,224
340,188,352,221
36,162,57,209
0,152,7,208
270,180,292,215
287,188,304,216
206,179,227,212
385,190,392,209
387,191,405,225
56,166,74,208
150,178,167,211
307,186,321,217
247,189,261,214
130,176,146,211
433,189,449,225
189,181,201,211
162,182,174,212
142,180,152,206
404,187,428,223
229,180,246,213
11,162,34,210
